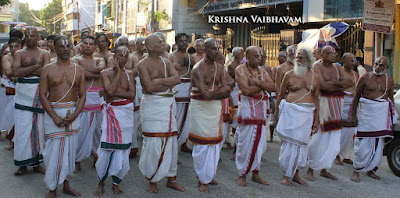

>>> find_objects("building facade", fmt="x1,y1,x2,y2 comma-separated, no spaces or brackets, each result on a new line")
61,0,96,40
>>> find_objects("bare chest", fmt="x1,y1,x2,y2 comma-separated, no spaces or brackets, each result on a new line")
21,51,43,67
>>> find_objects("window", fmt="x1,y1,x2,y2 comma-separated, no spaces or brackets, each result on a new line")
324,0,364,19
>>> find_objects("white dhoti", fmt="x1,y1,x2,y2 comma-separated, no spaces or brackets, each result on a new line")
0,87,13,131
339,93,356,159
308,92,343,170
276,100,315,178
174,78,191,146
139,94,179,182
230,82,239,130
76,87,103,162
132,76,143,149
353,97,397,172
236,94,268,176
189,89,223,184
14,77,44,167
43,102,79,190
96,100,134,184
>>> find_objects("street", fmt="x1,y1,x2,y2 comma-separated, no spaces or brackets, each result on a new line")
0,132,399,198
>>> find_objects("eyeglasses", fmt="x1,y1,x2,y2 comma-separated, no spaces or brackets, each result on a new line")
324,52,337,56
296,56,306,60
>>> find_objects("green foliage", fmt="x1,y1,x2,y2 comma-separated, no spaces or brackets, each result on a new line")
0,0,11,7
18,3,41,26
40,0,62,34
155,10,168,22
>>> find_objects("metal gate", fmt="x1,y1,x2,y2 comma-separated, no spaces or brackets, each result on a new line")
251,26,280,67
340,22,364,58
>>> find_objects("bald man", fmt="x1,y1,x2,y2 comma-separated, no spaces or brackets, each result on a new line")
94,46,135,196
40,35,86,198
189,38,230,192
275,45,295,94
71,35,106,171
192,39,205,64
349,56,397,182
137,33,184,193
275,47,320,186
38,40,49,51
334,53,358,166
272,51,287,81
306,46,353,181
128,40,136,53
227,47,244,157
93,33,112,66
107,36,139,71
235,46,275,186
11,27,50,175
132,37,146,61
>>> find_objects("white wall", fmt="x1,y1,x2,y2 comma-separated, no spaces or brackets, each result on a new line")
303,0,324,22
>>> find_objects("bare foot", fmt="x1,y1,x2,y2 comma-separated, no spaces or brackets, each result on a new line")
231,153,235,161
93,181,105,196
237,175,246,186
5,142,14,150
129,148,138,158
210,179,218,185
281,176,292,186
367,171,381,180
177,160,182,165
180,143,192,153
343,159,353,164
305,169,314,181
63,181,81,197
47,190,56,198
320,170,337,180
167,181,185,192
112,184,124,195
147,182,158,193
198,182,209,192
74,162,81,173
32,165,46,174
252,174,270,185
334,156,344,165
351,171,360,182
292,175,308,186
14,166,27,176
92,153,98,168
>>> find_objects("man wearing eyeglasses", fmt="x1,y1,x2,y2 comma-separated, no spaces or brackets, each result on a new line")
306,45,352,181
94,33,112,66
348,56,397,182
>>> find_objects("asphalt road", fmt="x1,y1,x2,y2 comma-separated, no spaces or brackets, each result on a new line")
0,132,399,198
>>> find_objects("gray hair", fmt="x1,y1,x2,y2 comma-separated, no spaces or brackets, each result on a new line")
296,47,314,68
286,45,296,54
194,39,204,46
232,47,244,56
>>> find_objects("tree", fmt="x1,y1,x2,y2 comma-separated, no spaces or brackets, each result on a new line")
40,0,62,34
0,0,11,7
18,3,41,26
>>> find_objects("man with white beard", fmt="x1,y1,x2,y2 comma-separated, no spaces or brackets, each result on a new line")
334,53,358,165
348,56,397,182
275,47,320,186
275,45,295,94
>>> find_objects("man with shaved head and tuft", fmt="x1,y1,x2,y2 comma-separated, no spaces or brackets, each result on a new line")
137,33,184,193
94,46,135,196
275,45,295,94
349,56,397,183
235,46,275,187
334,53,358,166
189,38,230,192
307,45,353,181
11,26,50,176
40,35,86,198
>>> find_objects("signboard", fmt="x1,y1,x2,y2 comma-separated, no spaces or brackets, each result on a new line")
198,0,302,14
362,0,395,34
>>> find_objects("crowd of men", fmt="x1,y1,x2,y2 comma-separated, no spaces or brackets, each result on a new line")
0,27,397,198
